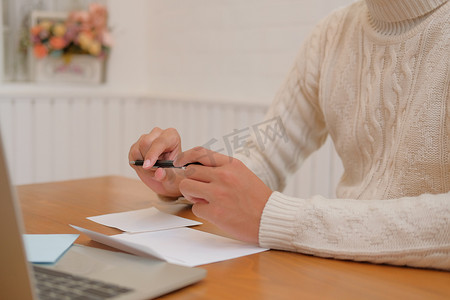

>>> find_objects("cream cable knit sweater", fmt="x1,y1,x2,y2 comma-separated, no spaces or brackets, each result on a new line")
237,0,450,270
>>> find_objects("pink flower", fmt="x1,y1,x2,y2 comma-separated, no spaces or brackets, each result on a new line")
68,11,90,25
31,35,41,44
64,25,79,43
99,30,113,47
89,3,108,31
39,29,50,40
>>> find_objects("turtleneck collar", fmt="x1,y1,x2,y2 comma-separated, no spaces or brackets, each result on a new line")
365,0,448,35
365,0,448,22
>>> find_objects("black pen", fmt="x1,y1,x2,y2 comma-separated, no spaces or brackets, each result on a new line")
129,159,202,168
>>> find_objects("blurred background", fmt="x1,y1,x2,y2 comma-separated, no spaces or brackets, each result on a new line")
0,0,352,198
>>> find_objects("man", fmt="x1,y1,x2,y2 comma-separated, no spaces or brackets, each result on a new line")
129,0,450,270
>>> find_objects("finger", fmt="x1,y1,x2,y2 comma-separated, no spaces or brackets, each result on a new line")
184,165,212,183
129,146,158,174
138,128,165,168
128,140,143,164
144,128,181,167
191,201,211,219
137,128,163,156
179,178,212,201
128,128,163,167
174,146,230,167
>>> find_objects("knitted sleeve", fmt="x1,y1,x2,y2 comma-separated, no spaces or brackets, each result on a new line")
259,191,450,271
235,10,339,192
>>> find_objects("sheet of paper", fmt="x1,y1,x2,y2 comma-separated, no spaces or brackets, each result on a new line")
71,225,268,267
70,225,165,261
87,207,202,233
113,228,268,267
23,234,79,264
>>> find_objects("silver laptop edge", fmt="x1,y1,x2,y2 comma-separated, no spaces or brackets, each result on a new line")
0,130,36,299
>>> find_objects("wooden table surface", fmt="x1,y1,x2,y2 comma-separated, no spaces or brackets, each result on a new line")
17,176,450,300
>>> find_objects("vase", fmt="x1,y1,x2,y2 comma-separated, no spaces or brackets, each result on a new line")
30,54,104,84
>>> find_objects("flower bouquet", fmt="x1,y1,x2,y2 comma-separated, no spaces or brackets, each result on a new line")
28,4,112,83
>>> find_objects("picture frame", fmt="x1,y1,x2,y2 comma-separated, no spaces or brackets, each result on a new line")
28,10,105,84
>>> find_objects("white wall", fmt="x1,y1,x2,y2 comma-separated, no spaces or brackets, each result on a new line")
1,0,352,197
103,0,153,95
2,0,355,99
104,0,354,104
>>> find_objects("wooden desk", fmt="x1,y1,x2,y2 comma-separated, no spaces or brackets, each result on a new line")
17,176,450,299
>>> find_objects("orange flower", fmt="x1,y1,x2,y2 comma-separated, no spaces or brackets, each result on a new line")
33,44,48,58
30,25,42,36
49,37,66,50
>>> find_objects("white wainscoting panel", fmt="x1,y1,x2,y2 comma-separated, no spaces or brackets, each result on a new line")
0,96,343,199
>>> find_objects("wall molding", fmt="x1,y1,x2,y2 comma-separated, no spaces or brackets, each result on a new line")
0,95,342,199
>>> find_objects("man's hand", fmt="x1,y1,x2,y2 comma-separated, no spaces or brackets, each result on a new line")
175,147,273,244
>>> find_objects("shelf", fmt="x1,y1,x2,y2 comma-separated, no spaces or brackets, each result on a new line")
0,82,269,107
0,82,149,98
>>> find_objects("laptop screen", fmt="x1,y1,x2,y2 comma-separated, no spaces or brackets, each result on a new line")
0,131,36,300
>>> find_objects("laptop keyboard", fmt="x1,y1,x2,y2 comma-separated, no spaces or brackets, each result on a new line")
33,265,134,300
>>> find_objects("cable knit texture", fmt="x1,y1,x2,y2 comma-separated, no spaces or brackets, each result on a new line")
236,0,450,270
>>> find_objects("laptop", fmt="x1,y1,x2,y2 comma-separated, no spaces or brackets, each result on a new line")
0,132,206,300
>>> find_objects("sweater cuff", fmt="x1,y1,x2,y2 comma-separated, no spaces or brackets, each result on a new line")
259,191,302,250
